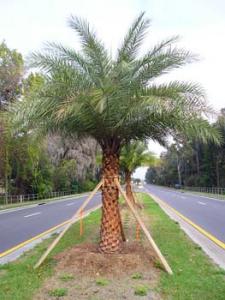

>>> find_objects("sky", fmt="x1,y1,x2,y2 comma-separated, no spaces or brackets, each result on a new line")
1,0,225,178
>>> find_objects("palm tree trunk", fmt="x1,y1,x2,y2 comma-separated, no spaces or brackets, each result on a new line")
99,146,124,253
125,170,135,203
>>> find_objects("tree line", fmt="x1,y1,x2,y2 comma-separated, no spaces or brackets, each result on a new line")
0,41,98,198
146,110,225,187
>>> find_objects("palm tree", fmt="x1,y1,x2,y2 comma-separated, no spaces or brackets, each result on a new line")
14,13,220,253
120,141,157,203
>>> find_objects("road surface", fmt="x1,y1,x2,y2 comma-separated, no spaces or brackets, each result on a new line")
0,193,101,255
1,185,225,264
145,184,225,244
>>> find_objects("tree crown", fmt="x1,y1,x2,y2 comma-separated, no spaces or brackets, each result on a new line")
120,141,157,173
13,13,221,148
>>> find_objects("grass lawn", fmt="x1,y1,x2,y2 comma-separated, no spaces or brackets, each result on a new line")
0,193,225,299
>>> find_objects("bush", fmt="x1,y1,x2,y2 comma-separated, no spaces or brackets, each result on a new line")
78,179,97,192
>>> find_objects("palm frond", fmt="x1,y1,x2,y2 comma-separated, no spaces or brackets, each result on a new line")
180,118,222,145
134,47,197,84
120,140,157,173
68,16,111,79
12,13,220,152
142,81,208,115
43,42,91,73
117,12,150,63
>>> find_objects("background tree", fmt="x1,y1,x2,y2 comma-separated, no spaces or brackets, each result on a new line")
120,141,157,203
146,110,225,187
0,42,24,200
13,13,220,253
0,41,23,109
22,72,45,97
0,43,100,206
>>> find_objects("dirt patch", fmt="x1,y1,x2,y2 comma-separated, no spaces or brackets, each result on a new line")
54,242,157,278
34,242,160,300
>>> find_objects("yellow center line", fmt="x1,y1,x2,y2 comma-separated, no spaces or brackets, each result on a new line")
0,205,101,259
148,191,225,251
0,220,71,258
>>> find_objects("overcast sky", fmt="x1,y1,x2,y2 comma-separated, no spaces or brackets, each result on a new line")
1,0,225,178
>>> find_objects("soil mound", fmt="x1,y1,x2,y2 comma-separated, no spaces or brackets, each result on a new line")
55,242,156,278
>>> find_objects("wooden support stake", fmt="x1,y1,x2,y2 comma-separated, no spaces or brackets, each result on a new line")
115,178,173,275
80,209,83,236
34,180,103,269
136,222,140,241
133,192,144,209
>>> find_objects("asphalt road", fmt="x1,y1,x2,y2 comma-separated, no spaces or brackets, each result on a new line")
145,184,225,244
1,185,225,258
0,193,101,254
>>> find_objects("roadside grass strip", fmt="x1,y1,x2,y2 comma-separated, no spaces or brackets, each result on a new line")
148,192,225,251
140,193,225,299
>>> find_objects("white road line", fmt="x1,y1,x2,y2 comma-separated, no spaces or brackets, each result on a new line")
0,206,36,215
66,203,75,206
198,201,206,205
24,212,41,218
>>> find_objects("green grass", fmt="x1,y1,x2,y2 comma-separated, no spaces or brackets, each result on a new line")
140,193,225,300
48,287,68,297
131,272,143,280
95,278,110,286
0,209,101,300
59,273,75,281
134,285,148,296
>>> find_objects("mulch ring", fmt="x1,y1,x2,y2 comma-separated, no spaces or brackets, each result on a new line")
34,241,161,300
34,202,162,299
54,241,158,278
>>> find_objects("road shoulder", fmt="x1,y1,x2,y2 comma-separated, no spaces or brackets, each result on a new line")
146,189,225,270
